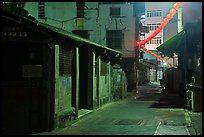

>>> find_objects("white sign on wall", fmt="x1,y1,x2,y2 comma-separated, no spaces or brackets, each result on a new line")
22,65,42,78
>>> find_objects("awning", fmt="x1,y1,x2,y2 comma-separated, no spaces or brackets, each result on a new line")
39,22,123,56
156,30,185,56
157,21,202,57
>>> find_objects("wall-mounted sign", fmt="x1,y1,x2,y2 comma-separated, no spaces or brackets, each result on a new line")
22,65,42,78
2,27,27,38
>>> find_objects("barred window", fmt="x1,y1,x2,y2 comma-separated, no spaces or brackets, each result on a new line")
140,33,145,41
147,37,162,44
147,10,162,17
147,23,161,31
110,7,120,17
59,48,73,76
38,2,45,19
106,30,123,49
76,2,85,18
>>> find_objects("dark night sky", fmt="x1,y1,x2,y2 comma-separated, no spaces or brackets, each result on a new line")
182,2,202,24
134,2,202,24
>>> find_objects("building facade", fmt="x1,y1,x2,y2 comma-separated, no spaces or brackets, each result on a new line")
140,2,182,82
23,2,141,92
2,3,127,134
24,2,136,58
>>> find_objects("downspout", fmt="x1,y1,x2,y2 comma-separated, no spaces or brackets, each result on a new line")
97,56,101,108
134,9,140,92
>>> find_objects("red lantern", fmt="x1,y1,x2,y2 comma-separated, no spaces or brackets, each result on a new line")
165,18,171,24
170,9,176,15
153,29,160,36
173,2,179,10
166,13,172,19
163,18,168,24
158,25,163,30
161,21,165,27
142,39,148,45
148,34,155,40
135,2,180,60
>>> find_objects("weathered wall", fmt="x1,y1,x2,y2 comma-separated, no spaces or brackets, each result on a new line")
99,61,111,106
54,45,75,128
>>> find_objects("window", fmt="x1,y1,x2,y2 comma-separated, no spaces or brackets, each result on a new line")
72,30,89,39
147,37,161,44
147,10,162,17
140,33,145,41
59,48,73,76
147,23,161,31
76,2,85,18
110,7,120,17
101,61,107,76
38,2,45,19
106,30,123,49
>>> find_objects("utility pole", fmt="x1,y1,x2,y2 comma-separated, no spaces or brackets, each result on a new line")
133,3,142,92
135,15,139,91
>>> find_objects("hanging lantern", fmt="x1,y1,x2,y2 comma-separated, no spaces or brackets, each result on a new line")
166,13,172,19
158,25,163,31
163,18,169,26
135,2,180,60
173,2,179,10
170,9,177,16
153,29,160,36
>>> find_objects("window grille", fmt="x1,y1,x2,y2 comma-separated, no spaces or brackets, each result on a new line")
101,61,107,76
147,23,161,31
76,2,85,18
59,48,73,76
110,7,120,17
106,30,123,49
147,10,161,17
147,37,161,44
38,2,45,19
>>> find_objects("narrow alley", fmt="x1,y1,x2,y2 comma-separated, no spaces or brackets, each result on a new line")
35,82,201,135
2,2,202,135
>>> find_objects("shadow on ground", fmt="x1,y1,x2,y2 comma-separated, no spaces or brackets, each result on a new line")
149,92,185,108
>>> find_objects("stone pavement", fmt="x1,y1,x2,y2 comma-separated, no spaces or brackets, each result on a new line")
34,82,202,135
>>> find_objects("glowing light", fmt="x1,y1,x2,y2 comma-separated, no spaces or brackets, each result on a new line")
170,9,177,15
166,13,171,19
136,2,183,60
173,2,179,10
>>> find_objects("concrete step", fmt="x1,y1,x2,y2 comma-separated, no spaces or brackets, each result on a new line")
78,109,93,119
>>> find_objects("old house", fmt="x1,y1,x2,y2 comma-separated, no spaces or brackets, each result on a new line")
2,8,125,134
23,2,137,92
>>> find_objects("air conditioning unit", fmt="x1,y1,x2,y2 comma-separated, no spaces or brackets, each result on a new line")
76,18,84,28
